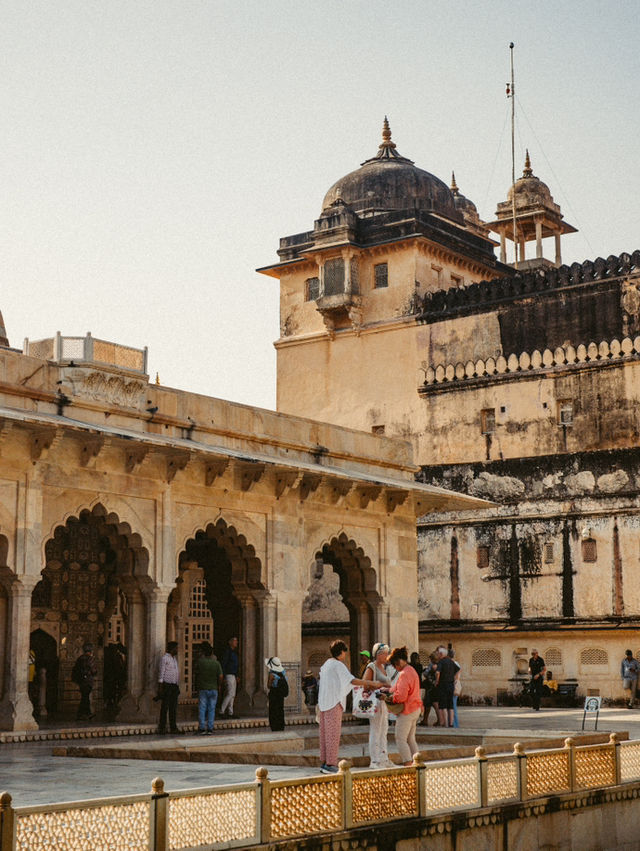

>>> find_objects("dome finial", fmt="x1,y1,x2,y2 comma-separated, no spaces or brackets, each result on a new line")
450,171,459,194
523,149,533,177
380,116,396,151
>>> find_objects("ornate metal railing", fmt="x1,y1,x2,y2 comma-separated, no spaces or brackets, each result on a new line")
2,735,639,849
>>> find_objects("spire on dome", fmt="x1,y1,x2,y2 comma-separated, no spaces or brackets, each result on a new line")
523,149,533,178
450,171,459,195
362,117,414,165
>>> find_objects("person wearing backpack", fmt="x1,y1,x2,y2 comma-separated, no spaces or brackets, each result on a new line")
265,656,289,731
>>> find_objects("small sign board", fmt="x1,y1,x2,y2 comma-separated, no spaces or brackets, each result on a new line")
582,695,602,730
584,696,602,713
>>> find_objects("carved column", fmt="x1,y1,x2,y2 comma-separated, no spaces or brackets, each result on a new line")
499,231,507,264
235,590,258,714
317,258,325,298
555,231,562,266
137,585,172,720
0,576,39,731
253,591,277,713
373,601,390,648
342,249,353,295
118,583,147,722
535,218,543,259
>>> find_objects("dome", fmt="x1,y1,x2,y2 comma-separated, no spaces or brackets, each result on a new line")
450,172,488,237
321,118,463,223
507,150,555,210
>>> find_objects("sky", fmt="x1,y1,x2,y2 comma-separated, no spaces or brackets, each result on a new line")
2,1,639,410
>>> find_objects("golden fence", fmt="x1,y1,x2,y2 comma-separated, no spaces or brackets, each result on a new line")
2,735,640,850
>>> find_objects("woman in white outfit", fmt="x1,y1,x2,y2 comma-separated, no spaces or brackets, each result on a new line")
363,642,397,768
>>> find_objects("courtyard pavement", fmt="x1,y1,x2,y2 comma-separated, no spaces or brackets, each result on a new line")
3,703,640,807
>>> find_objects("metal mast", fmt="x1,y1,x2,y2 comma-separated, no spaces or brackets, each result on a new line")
509,42,518,268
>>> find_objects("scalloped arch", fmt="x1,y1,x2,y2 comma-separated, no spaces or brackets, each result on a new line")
43,502,149,577
179,517,264,591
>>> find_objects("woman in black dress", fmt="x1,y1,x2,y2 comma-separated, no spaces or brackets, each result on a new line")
266,656,289,731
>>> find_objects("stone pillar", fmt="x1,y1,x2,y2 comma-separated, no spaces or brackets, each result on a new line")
342,249,353,295
252,591,276,713
317,259,325,298
118,584,147,722
0,577,39,731
555,231,562,266
372,601,390,648
134,585,172,721
499,231,507,264
519,237,526,263
235,591,257,714
535,218,543,259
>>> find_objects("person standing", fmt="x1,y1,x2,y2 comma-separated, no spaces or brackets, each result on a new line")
301,670,318,714
358,650,371,678
72,643,97,721
621,649,640,708
421,654,439,726
266,656,289,731
196,642,223,734
318,640,384,774
157,640,180,734
220,636,239,718
449,648,461,728
382,646,423,766
362,642,397,768
434,645,456,727
528,649,546,712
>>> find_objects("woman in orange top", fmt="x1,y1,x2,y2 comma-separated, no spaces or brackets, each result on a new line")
385,646,423,766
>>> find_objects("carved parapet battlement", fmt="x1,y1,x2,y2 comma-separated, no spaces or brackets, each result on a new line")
419,335,640,393
416,250,640,323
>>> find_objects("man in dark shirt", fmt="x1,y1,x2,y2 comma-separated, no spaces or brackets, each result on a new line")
435,645,456,727
528,649,546,711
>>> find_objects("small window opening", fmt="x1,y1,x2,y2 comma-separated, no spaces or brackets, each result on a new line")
481,409,496,435
543,543,554,563
558,401,573,426
582,539,597,563
477,546,490,569
371,425,385,436
374,263,388,289
305,277,320,301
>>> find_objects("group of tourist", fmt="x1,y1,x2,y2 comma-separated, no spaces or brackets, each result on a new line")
417,646,461,728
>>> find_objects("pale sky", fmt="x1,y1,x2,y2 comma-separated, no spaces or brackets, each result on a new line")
2,1,638,409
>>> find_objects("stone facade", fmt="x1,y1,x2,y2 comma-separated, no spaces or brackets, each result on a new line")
0,332,480,730
262,120,640,704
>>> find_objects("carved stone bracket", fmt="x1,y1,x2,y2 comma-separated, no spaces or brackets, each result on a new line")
320,313,336,340
299,473,322,501
78,433,106,467
30,426,60,461
275,470,302,499
0,421,14,453
124,445,149,474
165,449,191,483
327,479,353,505
235,461,265,492
204,458,229,487
347,303,363,335
385,489,409,513
359,485,382,509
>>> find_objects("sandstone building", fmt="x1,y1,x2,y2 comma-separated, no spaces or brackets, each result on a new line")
260,118,640,702
0,327,480,730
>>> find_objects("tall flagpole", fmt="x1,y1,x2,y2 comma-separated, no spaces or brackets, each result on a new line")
509,42,518,268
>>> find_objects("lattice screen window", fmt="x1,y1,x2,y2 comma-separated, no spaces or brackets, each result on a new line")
350,258,359,294
545,648,562,667
582,539,597,563
477,546,490,569
184,580,213,696
472,648,502,668
580,648,608,666
374,263,388,289
543,543,554,563
305,277,320,301
323,258,345,296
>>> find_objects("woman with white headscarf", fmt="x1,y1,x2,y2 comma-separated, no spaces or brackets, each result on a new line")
265,656,288,731
362,641,397,768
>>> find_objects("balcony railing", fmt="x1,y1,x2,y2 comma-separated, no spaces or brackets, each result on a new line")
24,332,148,376
1,734,639,849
